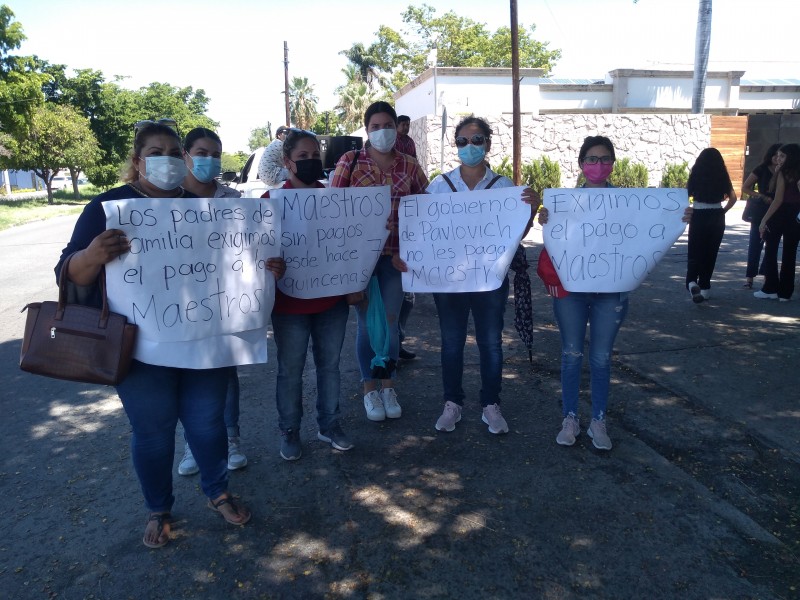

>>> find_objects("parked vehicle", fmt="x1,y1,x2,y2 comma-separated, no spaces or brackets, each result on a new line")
223,147,268,197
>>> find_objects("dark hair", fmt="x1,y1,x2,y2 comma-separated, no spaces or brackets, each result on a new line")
454,115,492,139
777,143,800,185
397,115,410,124
183,127,221,153
123,123,182,183
759,143,783,169
282,130,320,159
687,147,733,201
364,101,397,129
578,136,615,164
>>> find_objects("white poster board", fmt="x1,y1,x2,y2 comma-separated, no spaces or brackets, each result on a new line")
270,186,390,298
103,197,281,368
399,187,530,292
542,188,688,292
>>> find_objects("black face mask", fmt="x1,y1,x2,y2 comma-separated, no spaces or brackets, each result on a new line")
293,158,324,184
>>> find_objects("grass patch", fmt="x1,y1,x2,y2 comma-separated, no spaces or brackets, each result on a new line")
0,185,101,231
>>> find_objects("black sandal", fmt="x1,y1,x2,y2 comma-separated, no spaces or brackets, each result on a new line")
142,512,171,548
208,494,251,526
743,281,753,289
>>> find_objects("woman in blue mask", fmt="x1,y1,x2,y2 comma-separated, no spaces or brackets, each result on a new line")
55,122,256,549
425,116,540,435
177,127,248,477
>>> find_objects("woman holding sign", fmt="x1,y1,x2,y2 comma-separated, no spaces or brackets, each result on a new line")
331,102,428,423
177,127,248,476
262,130,355,460
425,116,539,434
539,136,692,450
55,122,254,548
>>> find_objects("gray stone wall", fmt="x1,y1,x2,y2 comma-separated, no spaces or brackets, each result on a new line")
413,113,711,186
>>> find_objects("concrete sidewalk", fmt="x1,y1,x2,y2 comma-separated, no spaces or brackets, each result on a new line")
1,215,798,600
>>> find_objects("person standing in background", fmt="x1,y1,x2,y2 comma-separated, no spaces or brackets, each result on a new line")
394,115,417,159
258,125,289,188
394,115,418,360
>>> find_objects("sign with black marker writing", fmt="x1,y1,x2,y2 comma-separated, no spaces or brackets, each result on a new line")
270,186,391,298
103,197,280,368
399,187,530,292
542,187,689,292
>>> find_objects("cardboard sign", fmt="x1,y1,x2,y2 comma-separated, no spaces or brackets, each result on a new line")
103,197,281,368
542,188,689,292
399,187,530,292
270,186,390,298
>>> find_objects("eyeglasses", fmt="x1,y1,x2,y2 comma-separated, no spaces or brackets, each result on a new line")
583,155,614,165
455,134,487,148
134,119,177,134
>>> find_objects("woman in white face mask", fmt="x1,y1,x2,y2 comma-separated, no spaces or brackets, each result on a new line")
55,121,253,549
331,101,428,424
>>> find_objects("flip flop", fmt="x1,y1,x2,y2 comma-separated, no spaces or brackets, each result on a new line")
207,494,251,526
142,512,171,548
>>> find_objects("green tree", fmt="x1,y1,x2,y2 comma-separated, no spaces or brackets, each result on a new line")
248,123,272,151
5,103,100,203
222,151,248,174
312,110,344,136
289,76,318,130
339,43,383,90
336,80,373,133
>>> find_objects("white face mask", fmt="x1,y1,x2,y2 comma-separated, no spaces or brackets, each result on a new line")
141,156,187,190
368,128,397,153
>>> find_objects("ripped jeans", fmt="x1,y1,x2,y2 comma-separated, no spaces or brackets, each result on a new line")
552,292,629,421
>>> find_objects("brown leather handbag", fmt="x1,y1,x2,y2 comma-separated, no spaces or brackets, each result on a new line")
19,254,138,385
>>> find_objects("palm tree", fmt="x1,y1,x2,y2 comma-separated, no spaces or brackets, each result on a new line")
339,43,382,90
336,81,373,133
288,77,318,130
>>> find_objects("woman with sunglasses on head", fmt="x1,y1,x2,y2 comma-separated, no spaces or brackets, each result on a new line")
331,101,428,423
261,130,355,460
755,143,800,301
538,136,691,450
425,116,540,434
55,122,257,549
174,127,248,477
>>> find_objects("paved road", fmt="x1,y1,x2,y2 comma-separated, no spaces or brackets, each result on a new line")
1,212,798,599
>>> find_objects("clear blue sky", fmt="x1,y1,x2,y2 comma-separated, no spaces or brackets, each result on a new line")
12,0,797,152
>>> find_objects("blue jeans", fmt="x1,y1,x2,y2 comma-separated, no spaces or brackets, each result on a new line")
433,277,509,407
116,361,230,513
272,299,349,432
745,221,766,280
224,367,240,438
552,292,629,421
356,255,404,381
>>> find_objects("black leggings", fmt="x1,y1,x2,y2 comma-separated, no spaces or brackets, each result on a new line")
686,209,725,290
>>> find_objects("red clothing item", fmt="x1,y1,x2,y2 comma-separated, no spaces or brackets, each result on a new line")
263,181,344,315
330,149,428,255
395,134,417,159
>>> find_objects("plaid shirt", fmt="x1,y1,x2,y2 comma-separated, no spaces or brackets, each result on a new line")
394,134,417,159
331,149,428,254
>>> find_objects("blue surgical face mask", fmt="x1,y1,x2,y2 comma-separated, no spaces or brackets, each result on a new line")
368,128,397,153
190,156,222,183
142,156,187,190
458,144,486,167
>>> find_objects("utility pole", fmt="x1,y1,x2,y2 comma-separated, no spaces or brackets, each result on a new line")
283,41,291,126
510,0,521,185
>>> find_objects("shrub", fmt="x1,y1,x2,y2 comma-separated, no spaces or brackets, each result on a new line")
522,155,561,195
427,168,441,183
492,156,514,181
608,158,649,188
660,161,689,188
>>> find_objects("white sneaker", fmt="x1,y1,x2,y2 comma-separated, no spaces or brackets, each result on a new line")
364,390,386,421
481,403,509,434
435,401,462,432
754,291,778,300
688,283,704,303
700,289,710,300
178,444,199,476
227,437,247,470
556,415,580,446
381,388,402,419
588,419,613,450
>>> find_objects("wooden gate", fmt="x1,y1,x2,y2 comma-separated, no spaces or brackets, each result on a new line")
710,115,748,194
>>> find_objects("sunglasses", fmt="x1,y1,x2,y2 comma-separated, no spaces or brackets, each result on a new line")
455,134,487,148
583,155,615,165
134,119,177,134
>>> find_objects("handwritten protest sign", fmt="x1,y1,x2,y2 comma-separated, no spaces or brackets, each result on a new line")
399,187,530,292
270,186,390,298
542,188,688,292
103,197,281,368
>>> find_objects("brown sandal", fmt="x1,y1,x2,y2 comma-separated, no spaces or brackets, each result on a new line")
208,494,251,526
142,512,171,548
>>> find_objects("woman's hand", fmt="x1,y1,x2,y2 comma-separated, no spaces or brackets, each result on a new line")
392,253,408,273
759,220,769,239
682,206,693,223
266,257,286,280
521,187,541,209
537,206,549,226
84,228,130,266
